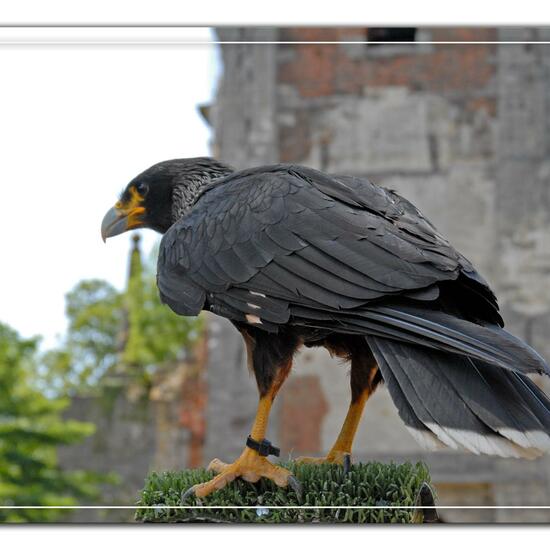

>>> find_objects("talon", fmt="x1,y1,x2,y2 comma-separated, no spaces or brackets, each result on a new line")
181,485,197,502
343,454,352,475
183,447,295,499
288,475,303,500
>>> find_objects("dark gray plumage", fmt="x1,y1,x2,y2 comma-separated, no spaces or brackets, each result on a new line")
101,155,550,507
133,161,550,458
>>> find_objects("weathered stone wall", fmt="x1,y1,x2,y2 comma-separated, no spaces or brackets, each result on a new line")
208,27,550,521
58,394,177,522
210,28,279,168
495,29,550,371
58,358,205,522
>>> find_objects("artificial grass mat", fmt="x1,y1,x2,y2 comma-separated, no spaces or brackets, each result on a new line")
136,461,435,523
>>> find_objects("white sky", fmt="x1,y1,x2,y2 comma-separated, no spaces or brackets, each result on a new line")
0,29,218,348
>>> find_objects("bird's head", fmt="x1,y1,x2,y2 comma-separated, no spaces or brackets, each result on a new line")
101,157,233,241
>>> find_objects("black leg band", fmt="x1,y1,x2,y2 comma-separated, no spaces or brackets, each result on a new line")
246,435,280,457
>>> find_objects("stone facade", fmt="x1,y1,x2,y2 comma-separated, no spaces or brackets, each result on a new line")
204,26,550,522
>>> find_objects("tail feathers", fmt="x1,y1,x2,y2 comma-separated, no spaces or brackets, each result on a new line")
516,373,550,427
361,304,549,376
367,335,550,459
368,338,446,452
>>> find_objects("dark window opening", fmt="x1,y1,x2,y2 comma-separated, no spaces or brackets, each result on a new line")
366,27,417,45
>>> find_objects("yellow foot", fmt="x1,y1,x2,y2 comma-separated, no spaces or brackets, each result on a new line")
182,448,302,500
295,450,352,473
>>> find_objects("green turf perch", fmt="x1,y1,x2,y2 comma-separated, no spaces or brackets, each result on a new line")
136,461,437,523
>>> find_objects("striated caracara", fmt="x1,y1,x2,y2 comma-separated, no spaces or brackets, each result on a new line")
101,158,550,498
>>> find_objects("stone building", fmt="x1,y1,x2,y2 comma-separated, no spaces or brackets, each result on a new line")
201,26,550,522
60,28,550,523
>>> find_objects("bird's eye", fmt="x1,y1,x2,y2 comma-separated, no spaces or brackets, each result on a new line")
135,182,149,196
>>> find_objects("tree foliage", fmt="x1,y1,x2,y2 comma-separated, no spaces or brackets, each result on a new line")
42,239,202,395
0,323,103,522
40,280,123,393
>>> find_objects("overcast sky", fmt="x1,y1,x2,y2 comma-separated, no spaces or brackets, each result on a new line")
0,29,218,348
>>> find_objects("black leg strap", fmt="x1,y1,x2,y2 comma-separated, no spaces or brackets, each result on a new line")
246,435,280,457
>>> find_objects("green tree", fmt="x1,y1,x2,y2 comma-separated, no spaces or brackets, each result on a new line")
40,279,123,394
0,323,101,522
41,236,202,395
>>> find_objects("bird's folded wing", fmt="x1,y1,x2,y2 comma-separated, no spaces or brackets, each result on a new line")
157,165,497,323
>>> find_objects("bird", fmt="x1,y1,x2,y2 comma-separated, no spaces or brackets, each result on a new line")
101,157,550,499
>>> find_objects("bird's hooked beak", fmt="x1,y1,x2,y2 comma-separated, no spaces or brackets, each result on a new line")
101,187,146,242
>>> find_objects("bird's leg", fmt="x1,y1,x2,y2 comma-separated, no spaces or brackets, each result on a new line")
183,327,301,500
326,387,371,465
296,388,372,471
197,383,297,496
296,348,380,472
